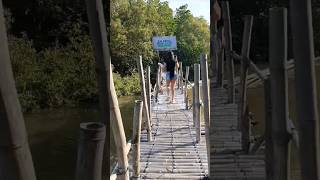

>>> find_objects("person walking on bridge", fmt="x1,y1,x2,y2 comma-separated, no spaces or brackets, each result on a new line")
163,51,179,103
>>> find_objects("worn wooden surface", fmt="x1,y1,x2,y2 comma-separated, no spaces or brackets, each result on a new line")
138,91,208,179
209,85,266,179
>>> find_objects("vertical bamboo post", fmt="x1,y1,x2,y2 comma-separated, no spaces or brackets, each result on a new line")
76,122,106,180
264,78,273,180
290,0,320,178
177,57,180,89
216,26,224,87
137,56,152,142
180,62,183,93
239,15,254,153
221,1,235,103
269,8,290,179
132,100,143,178
194,64,201,143
155,65,161,103
210,0,220,78
193,86,196,126
185,66,190,110
200,55,211,175
146,66,152,119
0,1,37,179
84,0,111,176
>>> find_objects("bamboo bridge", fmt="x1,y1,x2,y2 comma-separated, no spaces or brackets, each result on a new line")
1,0,320,180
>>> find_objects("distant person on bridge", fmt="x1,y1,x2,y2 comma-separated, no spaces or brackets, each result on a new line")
160,51,179,103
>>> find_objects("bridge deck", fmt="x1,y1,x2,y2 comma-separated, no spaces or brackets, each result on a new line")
210,87,265,179
133,86,266,179
139,90,208,179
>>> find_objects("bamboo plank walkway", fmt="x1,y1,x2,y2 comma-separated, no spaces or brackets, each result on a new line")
138,89,208,179
210,86,266,179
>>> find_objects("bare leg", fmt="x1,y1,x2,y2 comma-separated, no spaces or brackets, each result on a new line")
166,80,170,100
170,79,176,103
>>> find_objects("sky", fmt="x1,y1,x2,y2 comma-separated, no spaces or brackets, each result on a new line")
161,0,210,23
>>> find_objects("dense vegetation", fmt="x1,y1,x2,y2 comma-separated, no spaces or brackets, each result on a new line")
4,0,210,111
3,0,320,111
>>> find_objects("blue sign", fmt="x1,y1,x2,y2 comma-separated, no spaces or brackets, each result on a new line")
152,36,177,51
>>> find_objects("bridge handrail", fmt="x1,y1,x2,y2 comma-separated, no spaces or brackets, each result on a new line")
110,140,132,180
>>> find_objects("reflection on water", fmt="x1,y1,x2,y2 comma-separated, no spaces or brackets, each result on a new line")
25,96,138,180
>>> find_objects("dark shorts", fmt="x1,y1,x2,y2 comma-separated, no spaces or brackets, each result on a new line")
166,72,177,81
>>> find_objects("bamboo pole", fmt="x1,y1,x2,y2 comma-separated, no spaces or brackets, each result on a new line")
264,78,273,180
146,66,152,119
76,122,106,180
110,65,129,180
210,0,220,78
132,100,143,178
0,1,37,179
200,54,210,176
290,0,320,179
216,26,224,87
137,56,152,142
194,64,201,143
221,1,235,103
269,8,290,179
155,65,161,103
185,66,190,110
193,86,196,126
239,15,254,153
84,0,111,176
180,62,183,94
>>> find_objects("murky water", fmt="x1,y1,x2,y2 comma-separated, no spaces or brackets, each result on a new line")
247,65,320,178
25,96,138,180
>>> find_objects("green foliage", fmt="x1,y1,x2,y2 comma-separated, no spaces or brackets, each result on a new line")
174,5,210,68
110,0,176,74
9,34,140,111
113,73,141,96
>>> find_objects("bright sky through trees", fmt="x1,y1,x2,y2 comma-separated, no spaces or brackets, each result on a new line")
161,0,210,23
